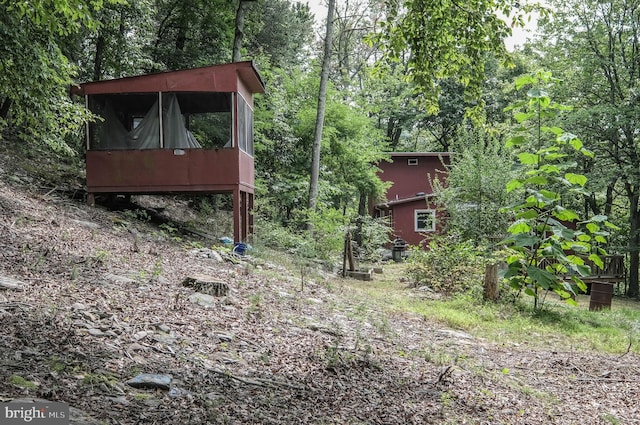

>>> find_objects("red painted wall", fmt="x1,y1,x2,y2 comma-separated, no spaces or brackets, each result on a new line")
374,153,450,247
86,148,254,194
378,153,450,201
390,199,446,247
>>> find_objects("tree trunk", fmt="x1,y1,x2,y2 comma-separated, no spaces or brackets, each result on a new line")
353,191,367,246
0,97,11,120
232,0,247,62
604,180,615,216
307,0,335,225
93,30,105,81
483,262,500,301
627,185,640,298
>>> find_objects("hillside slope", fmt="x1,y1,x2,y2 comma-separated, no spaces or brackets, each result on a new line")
0,147,639,424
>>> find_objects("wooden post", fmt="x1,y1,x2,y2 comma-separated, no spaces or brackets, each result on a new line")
342,233,349,277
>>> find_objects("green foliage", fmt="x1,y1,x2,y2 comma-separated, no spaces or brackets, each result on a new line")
501,71,617,307
439,124,515,244
7,374,38,390
0,0,119,152
307,208,349,261
151,0,234,70
254,217,316,258
405,235,485,295
245,0,315,68
354,215,394,263
373,0,521,115
254,66,388,231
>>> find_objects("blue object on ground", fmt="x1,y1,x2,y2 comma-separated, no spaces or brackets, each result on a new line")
233,243,247,255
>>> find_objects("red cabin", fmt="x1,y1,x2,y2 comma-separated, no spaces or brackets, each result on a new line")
73,61,265,243
372,152,450,247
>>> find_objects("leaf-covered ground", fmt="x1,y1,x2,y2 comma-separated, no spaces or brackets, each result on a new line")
0,150,639,424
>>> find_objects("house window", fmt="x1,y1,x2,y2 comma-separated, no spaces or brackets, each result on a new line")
415,209,436,232
408,158,418,166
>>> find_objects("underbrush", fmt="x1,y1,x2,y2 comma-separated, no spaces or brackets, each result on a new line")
344,262,640,355
404,235,488,295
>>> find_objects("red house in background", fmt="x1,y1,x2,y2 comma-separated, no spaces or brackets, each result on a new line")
372,152,451,247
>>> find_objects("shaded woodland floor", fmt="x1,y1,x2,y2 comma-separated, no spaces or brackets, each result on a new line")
1,149,639,424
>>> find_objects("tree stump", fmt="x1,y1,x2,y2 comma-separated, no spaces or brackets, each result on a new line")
483,263,499,301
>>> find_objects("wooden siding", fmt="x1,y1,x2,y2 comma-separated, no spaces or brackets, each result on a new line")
379,153,449,201
86,149,254,194
374,153,451,247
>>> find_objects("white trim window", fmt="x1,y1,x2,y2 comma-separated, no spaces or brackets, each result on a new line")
415,209,436,232
407,158,418,166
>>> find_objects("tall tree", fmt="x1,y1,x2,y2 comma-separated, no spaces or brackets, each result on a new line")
232,0,257,62
308,0,336,220
152,0,234,70
535,0,640,297
244,0,314,68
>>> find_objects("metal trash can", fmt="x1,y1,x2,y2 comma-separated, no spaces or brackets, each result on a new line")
392,238,406,262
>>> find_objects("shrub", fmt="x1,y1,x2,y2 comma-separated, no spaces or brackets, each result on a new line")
406,235,485,295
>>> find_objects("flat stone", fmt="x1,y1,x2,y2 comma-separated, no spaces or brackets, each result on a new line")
168,386,192,398
70,219,101,229
347,269,373,281
188,292,217,308
127,343,147,352
152,333,177,344
0,276,25,291
215,332,234,342
125,373,172,390
157,324,171,332
436,329,473,340
87,328,104,337
104,273,137,284
106,395,130,406
133,331,149,341
72,302,87,310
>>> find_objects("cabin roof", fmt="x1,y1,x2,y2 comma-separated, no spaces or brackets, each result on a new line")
73,61,265,95
386,152,451,158
374,194,437,209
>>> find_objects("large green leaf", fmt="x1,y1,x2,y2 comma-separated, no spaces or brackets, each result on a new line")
511,233,541,247
553,206,579,222
514,112,534,123
508,220,532,234
586,222,600,233
588,253,604,269
506,135,526,147
526,266,557,290
518,152,539,165
516,209,538,219
539,164,561,174
527,88,549,99
525,176,548,185
506,179,524,193
564,173,587,186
